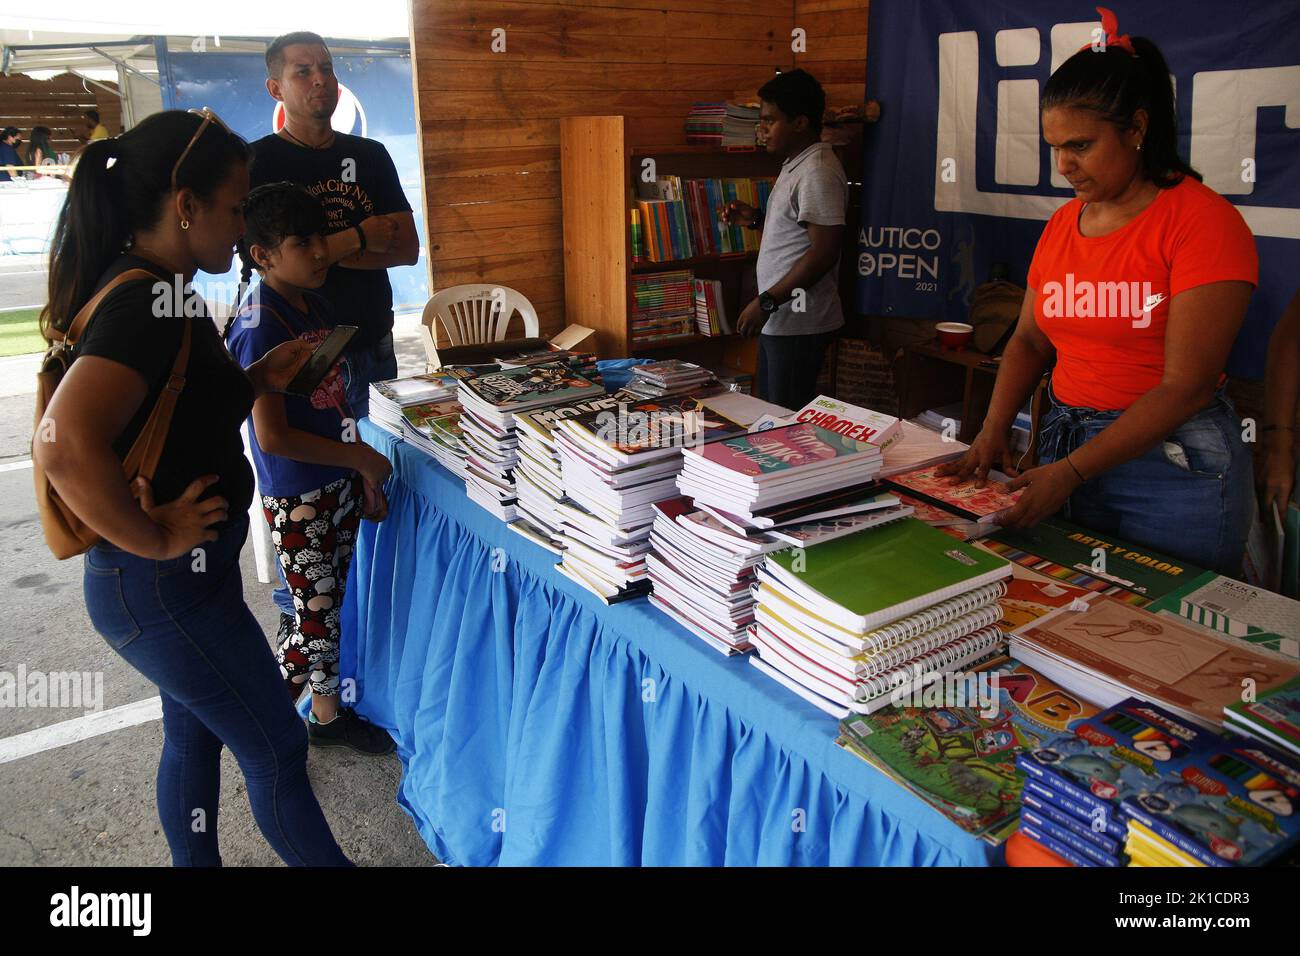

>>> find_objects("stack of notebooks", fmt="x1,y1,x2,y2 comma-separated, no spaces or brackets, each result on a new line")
836,656,1100,843
1016,697,1300,867
685,102,725,146
552,397,745,603
368,371,460,437
455,363,605,521
509,392,630,554
1223,675,1300,758
747,518,1013,717
646,497,784,655
1009,594,1300,730
625,360,717,399
723,101,761,146
631,270,696,344
401,400,466,474
789,395,902,450
693,278,730,336
677,423,884,522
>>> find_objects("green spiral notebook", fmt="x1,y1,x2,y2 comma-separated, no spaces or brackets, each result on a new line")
763,517,1013,634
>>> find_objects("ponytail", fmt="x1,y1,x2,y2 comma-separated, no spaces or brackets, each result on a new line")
1042,33,1199,189
42,110,250,341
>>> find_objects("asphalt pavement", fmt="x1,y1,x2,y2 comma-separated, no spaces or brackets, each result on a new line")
0,283,437,866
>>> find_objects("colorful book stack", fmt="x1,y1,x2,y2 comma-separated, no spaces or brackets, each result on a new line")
1010,594,1300,729
722,101,761,146
645,496,785,655
883,465,1022,526
401,400,466,475
510,392,631,553
836,656,1100,843
791,395,903,450
368,371,460,437
684,101,726,145
1013,698,1217,867
1016,697,1300,867
1224,675,1300,758
634,176,772,261
625,360,717,400
692,278,730,335
747,518,1013,718
455,363,605,521
552,397,745,603
630,270,696,344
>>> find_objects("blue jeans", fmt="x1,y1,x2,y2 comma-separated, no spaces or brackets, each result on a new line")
757,330,837,410
83,516,351,866
1037,385,1254,576
270,331,397,618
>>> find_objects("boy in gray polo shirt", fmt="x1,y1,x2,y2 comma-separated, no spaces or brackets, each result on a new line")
722,69,847,409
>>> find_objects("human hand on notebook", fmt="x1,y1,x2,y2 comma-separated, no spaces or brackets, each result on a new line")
935,428,1019,486
995,460,1083,529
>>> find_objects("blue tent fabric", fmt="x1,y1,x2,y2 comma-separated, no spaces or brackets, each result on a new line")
340,421,1003,867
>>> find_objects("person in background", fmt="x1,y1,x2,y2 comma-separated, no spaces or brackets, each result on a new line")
33,110,350,866
939,11,1257,575
227,182,395,755
84,110,110,142
25,126,53,177
250,31,418,422
0,127,22,180
1260,288,1300,513
720,68,847,410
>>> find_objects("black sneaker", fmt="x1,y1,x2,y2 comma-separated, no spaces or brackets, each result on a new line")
308,708,396,755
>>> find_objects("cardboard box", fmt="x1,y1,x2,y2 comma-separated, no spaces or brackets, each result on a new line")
428,324,597,369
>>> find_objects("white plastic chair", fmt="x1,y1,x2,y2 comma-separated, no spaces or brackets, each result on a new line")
419,284,540,368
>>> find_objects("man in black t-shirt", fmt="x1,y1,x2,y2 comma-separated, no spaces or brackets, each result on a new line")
249,31,419,420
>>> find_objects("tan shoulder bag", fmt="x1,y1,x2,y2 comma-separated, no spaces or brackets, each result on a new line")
33,269,193,559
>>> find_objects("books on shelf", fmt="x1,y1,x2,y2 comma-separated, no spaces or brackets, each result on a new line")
747,518,1013,716
685,100,760,147
1009,594,1300,729
677,423,884,520
631,269,696,344
837,656,1100,844
553,395,747,603
369,371,461,436
692,278,731,336
634,175,773,262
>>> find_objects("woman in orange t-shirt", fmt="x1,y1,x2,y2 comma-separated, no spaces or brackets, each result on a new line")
940,18,1257,575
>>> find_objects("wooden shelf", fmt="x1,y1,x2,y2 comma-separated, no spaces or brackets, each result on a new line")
631,252,756,273
561,114,774,369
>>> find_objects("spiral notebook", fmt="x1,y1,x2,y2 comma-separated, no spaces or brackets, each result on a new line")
762,518,1012,634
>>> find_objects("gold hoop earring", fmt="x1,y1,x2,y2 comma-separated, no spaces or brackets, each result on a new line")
180,219,190,230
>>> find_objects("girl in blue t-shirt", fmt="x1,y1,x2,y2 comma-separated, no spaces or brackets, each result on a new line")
227,182,393,755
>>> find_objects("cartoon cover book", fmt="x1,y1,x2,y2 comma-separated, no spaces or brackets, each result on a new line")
460,362,602,409
1016,698,1219,824
565,396,743,456
1121,737,1300,867
839,657,1099,840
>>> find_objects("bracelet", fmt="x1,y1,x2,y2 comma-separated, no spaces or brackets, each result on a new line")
354,224,367,254
1065,452,1087,483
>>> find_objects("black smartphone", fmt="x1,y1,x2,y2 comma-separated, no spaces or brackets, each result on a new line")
285,325,358,397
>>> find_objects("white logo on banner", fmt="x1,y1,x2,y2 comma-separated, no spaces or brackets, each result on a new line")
934,19,1300,239
273,83,369,137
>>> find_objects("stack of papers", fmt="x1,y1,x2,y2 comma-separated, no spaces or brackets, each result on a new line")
369,371,460,436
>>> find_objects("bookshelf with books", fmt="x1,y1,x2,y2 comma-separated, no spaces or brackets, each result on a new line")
560,114,781,381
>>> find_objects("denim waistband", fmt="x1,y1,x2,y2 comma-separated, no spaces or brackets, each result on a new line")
88,514,249,575
1038,381,1230,466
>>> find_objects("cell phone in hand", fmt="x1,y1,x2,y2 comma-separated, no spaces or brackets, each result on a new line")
285,325,358,397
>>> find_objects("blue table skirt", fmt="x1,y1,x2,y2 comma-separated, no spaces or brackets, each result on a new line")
341,420,1002,866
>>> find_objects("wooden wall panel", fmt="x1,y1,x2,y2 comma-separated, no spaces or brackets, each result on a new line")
411,0,799,340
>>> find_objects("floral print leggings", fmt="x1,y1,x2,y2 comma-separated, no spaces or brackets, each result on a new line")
263,474,361,698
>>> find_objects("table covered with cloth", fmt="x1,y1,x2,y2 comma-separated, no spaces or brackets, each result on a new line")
339,419,1003,867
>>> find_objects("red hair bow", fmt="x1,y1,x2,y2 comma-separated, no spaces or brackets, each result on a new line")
1079,6,1136,55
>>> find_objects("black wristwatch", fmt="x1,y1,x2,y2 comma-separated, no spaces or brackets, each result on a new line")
747,211,764,231
758,291,779,314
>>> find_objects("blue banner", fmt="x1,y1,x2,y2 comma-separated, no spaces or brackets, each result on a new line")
856,0,1300,378
163,48,428,311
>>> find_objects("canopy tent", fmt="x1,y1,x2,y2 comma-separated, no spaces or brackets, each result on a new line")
1,3,409,128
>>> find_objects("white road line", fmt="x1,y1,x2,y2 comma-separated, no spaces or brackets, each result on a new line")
0,459,33,473
0,696,162,764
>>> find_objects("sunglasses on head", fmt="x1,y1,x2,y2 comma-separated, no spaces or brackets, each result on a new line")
170,107,234,191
